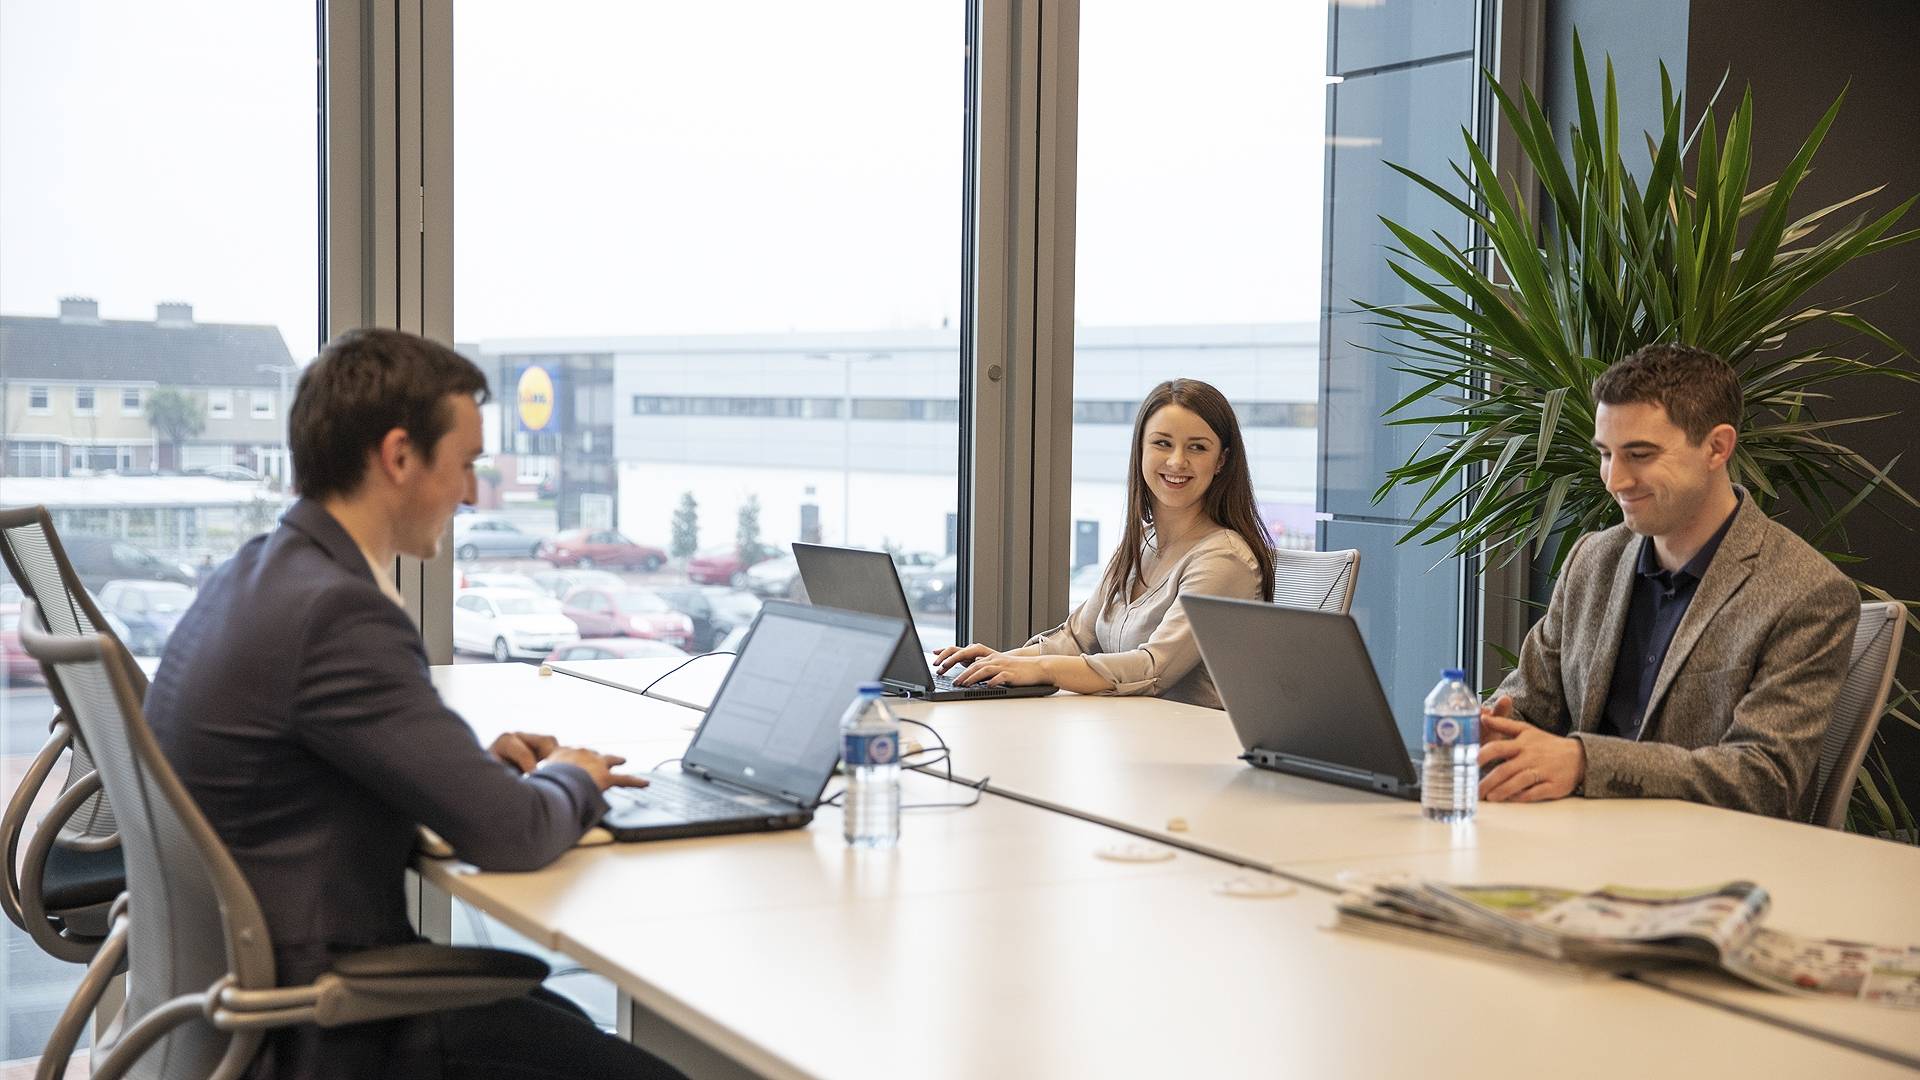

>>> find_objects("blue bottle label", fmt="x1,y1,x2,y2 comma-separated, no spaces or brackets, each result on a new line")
843,731,898,767
1424,713,1478,748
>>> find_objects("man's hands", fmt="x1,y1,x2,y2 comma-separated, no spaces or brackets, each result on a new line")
491,730,646,792
1475,695,1585,803
489,731,558,773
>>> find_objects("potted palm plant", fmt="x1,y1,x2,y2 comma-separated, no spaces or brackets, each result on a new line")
1363,34,1919,839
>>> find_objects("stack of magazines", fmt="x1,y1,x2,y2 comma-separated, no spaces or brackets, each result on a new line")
1336,879,1920,1009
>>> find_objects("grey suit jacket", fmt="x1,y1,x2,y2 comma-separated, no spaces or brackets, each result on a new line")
1494,490,1858,819
145,499,606,1078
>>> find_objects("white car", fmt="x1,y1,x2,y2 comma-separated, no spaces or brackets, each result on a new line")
744,553,804,600
452,587,580,663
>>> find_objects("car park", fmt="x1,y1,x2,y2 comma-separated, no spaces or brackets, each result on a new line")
910,554,958,612
890,550,941,591
654,586,761,653
545,638,690,663
530,568,627,602
685,541,785,586
451,587,580,663
457,570,544,594
744,554,804,600
1,602,42,684
96,579,197,656
536,529,667,571
454,517,541,560
559,586,694,649
63,535,197,592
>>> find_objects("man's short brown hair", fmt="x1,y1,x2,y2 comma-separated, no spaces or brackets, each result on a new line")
1592,343,1742,444
290,328,490,501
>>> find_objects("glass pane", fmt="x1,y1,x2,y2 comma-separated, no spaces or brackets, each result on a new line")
0,0,321,1058
452,2,966,676
1067,2,1329,609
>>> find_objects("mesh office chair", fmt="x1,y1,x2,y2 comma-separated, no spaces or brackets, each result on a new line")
0,505,127,963
1808,602,1906,830
1270,547,1361,614
19,602,552,1080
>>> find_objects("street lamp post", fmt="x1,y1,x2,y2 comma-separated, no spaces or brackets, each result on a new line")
807,351,892,545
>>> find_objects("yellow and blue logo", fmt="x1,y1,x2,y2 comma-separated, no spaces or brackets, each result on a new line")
517,365,555,432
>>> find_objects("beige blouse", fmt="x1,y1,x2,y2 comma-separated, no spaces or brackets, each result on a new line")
1026,529,1263,709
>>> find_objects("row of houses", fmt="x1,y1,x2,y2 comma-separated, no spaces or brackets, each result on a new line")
0,296,298,482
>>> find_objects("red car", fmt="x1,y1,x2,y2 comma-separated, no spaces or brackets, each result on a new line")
537,529,668,571
685,541,785,586
559,586,694,648
1,603,43,685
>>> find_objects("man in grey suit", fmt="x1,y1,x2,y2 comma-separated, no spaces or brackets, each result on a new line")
146,328,680,1078
1478,343,1858,819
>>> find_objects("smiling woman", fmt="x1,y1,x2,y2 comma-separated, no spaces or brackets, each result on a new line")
934,379,1274,709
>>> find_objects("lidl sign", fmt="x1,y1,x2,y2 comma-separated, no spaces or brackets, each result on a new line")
517,365,555,432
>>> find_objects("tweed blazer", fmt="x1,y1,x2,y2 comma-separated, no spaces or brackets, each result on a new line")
1494,489,1858,819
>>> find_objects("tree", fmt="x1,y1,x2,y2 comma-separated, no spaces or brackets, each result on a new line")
735,494,761,557
145,387,205,470
671,491,700,558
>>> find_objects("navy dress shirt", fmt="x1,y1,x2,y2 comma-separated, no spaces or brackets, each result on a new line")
1600,495,1743,740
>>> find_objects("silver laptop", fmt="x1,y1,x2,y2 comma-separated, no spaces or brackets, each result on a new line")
1186,595,1421,800
793,543,1056,700
598,600,905,841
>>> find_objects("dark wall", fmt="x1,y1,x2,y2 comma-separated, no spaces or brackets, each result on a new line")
1686,0,1920,806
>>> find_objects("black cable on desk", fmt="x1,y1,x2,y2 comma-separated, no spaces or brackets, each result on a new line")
638,650,736,702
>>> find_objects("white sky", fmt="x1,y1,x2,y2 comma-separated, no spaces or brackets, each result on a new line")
1,0,1329,356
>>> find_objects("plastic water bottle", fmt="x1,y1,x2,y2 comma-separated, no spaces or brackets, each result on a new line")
1422,668,1480,823
841,682,901,848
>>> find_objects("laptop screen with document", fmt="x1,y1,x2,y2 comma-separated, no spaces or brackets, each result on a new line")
681,600,905,804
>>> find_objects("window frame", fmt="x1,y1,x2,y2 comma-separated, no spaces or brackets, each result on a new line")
73,386,97,416
208,388,234,420
121,386,144,415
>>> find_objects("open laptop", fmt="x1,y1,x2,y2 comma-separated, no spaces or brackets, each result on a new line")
1185,594,1421,800
793,542,1056,700
598,600,906,841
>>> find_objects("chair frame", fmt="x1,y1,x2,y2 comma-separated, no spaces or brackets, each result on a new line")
1810,601,1907,830
0,504,128,963
20,605,550,1080
1270,546,1362,614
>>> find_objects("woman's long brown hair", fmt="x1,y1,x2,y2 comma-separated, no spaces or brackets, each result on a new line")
1094,379,1275,612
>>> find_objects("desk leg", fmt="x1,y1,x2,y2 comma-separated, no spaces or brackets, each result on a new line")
620,990,765,1080
407,868,455,943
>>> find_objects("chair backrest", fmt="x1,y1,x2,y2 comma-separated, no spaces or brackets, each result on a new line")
19,603,274,1079
1809,602,1906,830
0,504,133,842
1270,547,1361,614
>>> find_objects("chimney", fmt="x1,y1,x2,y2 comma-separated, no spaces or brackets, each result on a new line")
58,296,100,323
156,301,194,328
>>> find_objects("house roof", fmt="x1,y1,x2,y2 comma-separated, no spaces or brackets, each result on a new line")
0,315,294,386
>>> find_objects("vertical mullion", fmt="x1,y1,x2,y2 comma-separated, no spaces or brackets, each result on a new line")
418,0,455,663
1029,0,1079,633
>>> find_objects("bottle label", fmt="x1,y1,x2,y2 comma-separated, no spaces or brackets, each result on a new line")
1424,713,1478,748
843,731,898,767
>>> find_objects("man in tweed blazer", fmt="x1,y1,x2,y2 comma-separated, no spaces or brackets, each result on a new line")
1479,344,1858,819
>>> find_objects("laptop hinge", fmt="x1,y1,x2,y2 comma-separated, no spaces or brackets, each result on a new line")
683,762,811,808
1242,748,1410,795
879,679,925,698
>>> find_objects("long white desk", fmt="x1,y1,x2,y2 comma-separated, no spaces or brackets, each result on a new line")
430,661,1920,1075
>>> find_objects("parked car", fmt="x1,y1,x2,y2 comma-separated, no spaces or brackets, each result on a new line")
545,638,690,663
1067,562,1107,610
890,550,941,591
537,529,667,571
654,586,761,653
452,587,580,663
1,602,42,684
454,517,541,560
457,570,543,594
685,541,785,586
744,554,805,600
910,554,958,612
559,586,694,649
530,568,627,602
63,535,197,592
186,464,264,483
96,579,197,656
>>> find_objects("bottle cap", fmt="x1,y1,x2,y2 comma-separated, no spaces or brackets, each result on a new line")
1442,667,1466,681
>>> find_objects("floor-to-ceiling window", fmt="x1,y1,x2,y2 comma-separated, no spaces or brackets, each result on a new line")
0,0,323,1059
449,1,968,675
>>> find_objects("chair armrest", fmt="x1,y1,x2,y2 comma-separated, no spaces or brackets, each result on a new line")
216,944,550,1029
330,942,549,981
16,756,106,963
2,718,73,934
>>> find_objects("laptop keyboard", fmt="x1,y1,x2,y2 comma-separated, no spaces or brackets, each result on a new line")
931,669,1006,696
613,776,754,821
